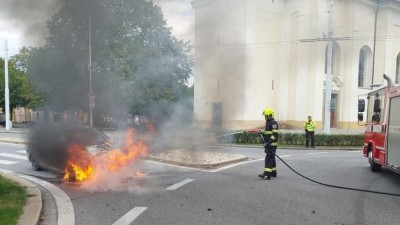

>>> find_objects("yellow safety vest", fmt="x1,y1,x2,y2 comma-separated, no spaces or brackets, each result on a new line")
304,120,316,132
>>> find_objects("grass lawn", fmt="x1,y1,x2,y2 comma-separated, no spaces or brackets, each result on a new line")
0,174,27,225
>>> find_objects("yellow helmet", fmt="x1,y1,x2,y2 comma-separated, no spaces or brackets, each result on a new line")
262,108,274,118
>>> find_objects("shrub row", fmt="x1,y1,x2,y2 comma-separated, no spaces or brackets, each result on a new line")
217,132,363,146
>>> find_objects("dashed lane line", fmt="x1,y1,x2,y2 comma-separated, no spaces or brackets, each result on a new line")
0,153,28,160
0,159,18,165
112,207,148,225
166,179,195,190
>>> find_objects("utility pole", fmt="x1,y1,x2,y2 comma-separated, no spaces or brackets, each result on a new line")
371,0,381,86
88,7,94,127
4,39,11,130
324,0,334,134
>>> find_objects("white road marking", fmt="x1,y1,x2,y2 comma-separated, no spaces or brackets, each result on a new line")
0,159,18,165
347,150,362,153
145,159,201,171
0,153,28,160
309,152,328,155
0,142,25,147
112,207,148,225
166,178,195,190
16,150,27,154
209,158,264,172
279,155,293,158
21,175,75,225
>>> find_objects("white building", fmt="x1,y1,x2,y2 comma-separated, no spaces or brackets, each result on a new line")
192,0,400,131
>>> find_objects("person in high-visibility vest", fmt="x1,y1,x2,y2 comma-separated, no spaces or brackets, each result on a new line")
258,108,279,180
304,116,316,148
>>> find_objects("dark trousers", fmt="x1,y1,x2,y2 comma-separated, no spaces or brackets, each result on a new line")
305,131,315,147
264,146,277,176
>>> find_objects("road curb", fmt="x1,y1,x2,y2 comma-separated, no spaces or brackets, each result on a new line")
147,154,249,169
1,172,42,225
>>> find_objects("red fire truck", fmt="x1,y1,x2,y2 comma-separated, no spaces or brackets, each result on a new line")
358,74,400,173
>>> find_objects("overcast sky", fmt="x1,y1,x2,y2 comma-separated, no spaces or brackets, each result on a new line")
0,0,194,57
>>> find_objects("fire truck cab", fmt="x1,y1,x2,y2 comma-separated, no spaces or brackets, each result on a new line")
358,74,400,173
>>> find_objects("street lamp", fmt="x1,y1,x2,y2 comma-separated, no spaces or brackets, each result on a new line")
4,39,11,130
88,6,95,126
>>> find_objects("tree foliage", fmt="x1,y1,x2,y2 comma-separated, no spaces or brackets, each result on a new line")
0,49,45,114
27,0,193,125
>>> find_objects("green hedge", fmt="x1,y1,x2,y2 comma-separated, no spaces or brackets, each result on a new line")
217,132,363,146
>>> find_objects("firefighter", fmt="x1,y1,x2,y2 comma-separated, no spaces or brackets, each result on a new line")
258,108,279,180
304,115,316,148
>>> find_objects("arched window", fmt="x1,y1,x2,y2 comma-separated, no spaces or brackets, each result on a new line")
358,46,372,88
325,41,341,76
358,50,366,87
396,53,400,84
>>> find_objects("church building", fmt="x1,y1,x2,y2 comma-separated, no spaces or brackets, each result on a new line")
192,0,400,131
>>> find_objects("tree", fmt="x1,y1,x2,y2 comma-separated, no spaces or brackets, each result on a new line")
28,0,193,126
0,49,45,115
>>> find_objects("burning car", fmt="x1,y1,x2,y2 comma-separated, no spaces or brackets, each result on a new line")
26,122,113,174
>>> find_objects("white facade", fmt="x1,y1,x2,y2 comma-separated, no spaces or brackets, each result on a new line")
192,0,400,130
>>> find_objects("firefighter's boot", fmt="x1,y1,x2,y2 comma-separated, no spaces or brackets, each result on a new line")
258,172,271,180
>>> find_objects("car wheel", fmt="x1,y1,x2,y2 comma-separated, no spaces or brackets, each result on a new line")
368,150,381,172
30,154,42,171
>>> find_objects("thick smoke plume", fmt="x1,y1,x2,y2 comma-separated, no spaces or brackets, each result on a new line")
1,0,61,45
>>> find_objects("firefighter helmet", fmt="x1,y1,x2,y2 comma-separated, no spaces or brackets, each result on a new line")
262,108,274,118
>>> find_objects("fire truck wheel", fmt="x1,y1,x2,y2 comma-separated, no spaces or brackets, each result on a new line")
368,151,382,172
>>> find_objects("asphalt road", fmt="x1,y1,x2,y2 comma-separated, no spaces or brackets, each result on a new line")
1,142,400,225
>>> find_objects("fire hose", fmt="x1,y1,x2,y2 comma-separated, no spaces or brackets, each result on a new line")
219,129,400,197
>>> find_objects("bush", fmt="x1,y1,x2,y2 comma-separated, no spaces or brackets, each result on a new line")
217,132,363,147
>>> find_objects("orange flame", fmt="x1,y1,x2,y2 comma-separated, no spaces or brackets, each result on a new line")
63,144,94,182
63,128,148,182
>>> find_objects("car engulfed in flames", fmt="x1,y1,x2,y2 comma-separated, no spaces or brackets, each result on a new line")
27,123,148,182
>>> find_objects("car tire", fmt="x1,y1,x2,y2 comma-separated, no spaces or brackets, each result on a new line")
368,150,381,172
29,154,42,171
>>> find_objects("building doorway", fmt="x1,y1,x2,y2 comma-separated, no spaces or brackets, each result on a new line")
212,102,223,128
330,94,338,128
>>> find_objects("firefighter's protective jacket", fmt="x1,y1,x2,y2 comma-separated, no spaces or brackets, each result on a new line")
262,118,279,146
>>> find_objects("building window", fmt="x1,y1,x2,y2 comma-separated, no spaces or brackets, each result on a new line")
325,41,341,76
358,46,372,88
358,50,366,87
396,53,400,84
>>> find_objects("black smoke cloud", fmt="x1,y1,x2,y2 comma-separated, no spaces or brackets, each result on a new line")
1,0,61,45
